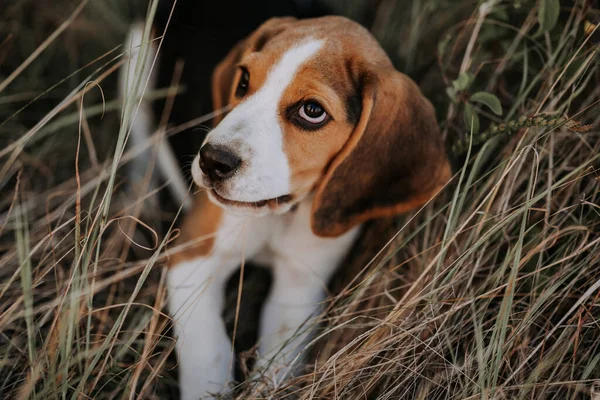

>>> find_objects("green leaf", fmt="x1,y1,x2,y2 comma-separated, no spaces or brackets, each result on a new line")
471,92,503,116
463,103,480,134
538,0,560,33
452,72,475,91
446,87,458,102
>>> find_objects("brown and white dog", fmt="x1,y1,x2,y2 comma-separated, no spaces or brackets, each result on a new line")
121,15,450,400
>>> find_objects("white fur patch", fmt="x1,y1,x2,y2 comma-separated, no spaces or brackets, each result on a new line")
196,39,324,204
168,258,235,400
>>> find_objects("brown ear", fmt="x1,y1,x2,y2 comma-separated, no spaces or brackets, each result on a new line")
311,69,451,237
211,17,296,124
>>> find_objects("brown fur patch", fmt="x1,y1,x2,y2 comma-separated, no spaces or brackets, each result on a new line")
169,192,223,266
311,69,451,237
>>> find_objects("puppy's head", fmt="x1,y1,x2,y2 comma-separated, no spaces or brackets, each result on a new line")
193,16,450,236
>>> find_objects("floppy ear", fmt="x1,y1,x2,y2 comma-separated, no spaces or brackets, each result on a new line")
211,17,296,124
311,69,451,237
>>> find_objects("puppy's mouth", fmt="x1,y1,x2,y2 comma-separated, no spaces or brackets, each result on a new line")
209,189,293,209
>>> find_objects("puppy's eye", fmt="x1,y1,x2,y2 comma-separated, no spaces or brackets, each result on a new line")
235,68,249,98
299,101,327,124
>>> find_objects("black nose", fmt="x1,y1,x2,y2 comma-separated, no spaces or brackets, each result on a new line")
199,144,241,182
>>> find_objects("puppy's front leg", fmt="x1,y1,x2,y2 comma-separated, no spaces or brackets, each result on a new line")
168,194,273,399
257,265,327,380
168,256,239,400
256,204,361,383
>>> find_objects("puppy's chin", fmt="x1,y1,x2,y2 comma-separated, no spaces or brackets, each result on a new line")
205,188,295,217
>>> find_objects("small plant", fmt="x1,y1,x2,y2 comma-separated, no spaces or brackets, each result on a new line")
446,70,503,135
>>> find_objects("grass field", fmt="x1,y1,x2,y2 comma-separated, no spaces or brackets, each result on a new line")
1,0,599,398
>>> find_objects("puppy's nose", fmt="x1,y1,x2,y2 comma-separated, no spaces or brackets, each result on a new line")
199,144,241,182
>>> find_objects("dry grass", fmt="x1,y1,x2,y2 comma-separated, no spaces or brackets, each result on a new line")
1,0,599,399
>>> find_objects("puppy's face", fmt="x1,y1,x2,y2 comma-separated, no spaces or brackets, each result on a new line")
193,17,451,235
193,21,359,216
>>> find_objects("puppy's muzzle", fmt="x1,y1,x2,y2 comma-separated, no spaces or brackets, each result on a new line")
199,143,242,182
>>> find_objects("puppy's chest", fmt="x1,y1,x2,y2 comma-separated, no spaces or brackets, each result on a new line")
252,204,317,266
251,201,361,274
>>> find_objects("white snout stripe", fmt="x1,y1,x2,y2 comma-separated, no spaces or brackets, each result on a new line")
198,39,324,204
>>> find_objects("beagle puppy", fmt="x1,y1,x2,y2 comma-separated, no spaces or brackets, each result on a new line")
121,15,450,400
